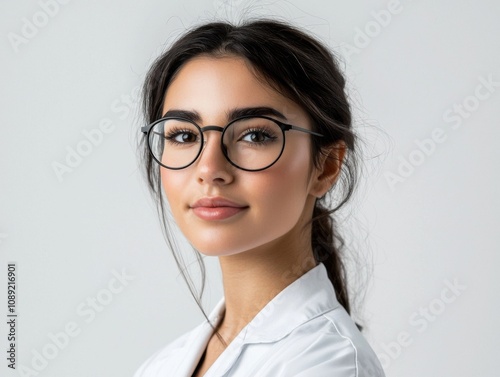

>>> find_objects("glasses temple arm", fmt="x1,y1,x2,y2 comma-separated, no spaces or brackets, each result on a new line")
289,125,324,138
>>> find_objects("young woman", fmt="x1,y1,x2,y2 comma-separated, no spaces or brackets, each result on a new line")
134,18,385,377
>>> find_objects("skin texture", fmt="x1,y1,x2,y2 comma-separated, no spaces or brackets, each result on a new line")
160,55,346,376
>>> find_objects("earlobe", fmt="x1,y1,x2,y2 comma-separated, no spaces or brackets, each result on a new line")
310,141,347,198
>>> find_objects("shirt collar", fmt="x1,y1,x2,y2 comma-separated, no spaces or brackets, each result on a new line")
204,262,340,345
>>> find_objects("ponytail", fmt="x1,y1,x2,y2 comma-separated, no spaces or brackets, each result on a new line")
311,202,363,331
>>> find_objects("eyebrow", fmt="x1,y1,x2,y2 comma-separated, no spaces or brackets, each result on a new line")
161,106,288,123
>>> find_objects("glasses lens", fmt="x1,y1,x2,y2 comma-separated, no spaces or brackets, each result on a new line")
148,118,202,169
223,117,284,170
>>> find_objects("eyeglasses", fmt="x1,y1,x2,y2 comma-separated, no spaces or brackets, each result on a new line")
141,115,323,171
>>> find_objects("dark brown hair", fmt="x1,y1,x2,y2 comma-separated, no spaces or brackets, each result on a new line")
138,18,363,341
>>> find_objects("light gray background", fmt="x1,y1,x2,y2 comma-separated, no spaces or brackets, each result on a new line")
1,0,498,376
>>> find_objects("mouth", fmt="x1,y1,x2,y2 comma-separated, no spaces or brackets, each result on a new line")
190,197,249,221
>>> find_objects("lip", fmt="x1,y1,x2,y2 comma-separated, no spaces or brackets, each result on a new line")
190,197,248,221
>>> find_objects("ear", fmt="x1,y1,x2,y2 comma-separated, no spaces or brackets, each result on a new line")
309,141,347,198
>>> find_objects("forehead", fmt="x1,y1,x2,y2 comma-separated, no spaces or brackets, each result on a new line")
161,55,306,123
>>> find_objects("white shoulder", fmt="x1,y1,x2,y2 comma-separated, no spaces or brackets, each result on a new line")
269,307,386,377
320,307,386,377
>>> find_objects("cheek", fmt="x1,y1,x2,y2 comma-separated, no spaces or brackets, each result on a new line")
160,169,188,213
251,142,313,224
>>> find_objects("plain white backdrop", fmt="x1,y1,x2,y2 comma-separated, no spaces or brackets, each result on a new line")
1,0,499,376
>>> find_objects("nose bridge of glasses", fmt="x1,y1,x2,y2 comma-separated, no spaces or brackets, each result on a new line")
200,125,224,133
199,125,226,150
198,125,228,161
200,125,224,143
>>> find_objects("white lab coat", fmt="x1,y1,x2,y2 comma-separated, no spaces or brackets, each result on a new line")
134,262,386,377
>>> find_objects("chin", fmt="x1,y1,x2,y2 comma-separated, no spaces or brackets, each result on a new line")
188,236,254,257
192,245,243,257
190,233,282,258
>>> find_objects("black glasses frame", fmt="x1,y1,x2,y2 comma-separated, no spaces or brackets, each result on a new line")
141,115,324,172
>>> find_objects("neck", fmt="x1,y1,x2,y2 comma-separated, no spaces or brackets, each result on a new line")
215,232,317,342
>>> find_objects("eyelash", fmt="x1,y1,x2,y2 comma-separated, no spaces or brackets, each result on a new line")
164,127,199,144
239,127,278,143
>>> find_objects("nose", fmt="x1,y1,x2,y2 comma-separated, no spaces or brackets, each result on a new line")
196,129,234,185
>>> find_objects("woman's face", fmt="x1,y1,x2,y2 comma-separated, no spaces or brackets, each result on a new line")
160,55,324,256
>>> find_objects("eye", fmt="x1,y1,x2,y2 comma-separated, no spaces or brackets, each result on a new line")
165,129,199,144
239,128,277,144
